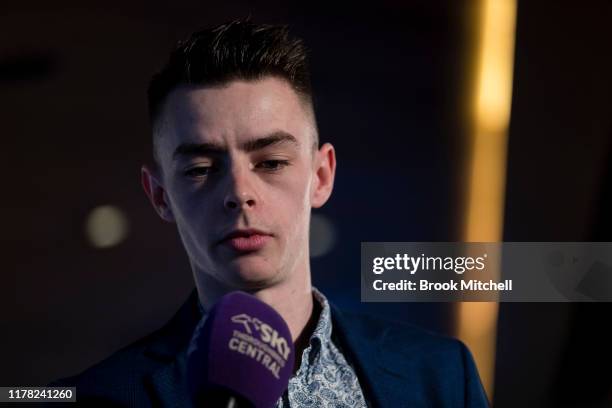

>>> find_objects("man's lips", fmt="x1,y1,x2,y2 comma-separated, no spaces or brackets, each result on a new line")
219,229,273,251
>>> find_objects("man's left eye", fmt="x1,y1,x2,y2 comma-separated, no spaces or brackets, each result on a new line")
256,160,290,171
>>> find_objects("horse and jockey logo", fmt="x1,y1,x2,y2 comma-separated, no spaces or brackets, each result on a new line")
230,313,291,360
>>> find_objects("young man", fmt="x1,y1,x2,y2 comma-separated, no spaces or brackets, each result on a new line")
52,20,489,407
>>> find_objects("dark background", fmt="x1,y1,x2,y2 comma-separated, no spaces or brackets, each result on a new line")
1,1,611,407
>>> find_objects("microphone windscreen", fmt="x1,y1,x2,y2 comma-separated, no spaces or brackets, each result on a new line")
186,291,294,408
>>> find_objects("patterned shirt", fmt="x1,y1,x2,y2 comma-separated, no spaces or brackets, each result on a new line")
275,287,367,408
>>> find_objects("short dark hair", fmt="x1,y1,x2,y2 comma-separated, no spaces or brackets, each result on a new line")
147,19,315,140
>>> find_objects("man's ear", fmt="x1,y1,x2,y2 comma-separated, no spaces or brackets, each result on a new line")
311,143,336,208
141,164,175,222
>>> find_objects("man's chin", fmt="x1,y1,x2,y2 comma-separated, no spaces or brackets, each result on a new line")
221,273,280,292
197,253,284,290
224,262,283,290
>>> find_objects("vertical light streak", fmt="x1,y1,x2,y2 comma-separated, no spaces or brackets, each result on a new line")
457,0,517,403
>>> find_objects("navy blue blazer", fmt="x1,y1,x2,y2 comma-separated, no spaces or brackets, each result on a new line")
51,290,489,407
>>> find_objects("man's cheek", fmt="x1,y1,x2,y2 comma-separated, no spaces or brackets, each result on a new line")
280,176,310,207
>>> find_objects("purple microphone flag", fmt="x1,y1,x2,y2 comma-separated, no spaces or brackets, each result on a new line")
187,291,295,408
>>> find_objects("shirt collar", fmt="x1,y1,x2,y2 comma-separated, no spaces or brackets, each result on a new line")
309,286,333,344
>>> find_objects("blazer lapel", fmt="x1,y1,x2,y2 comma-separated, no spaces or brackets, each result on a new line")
148,352,192,407
330,304,410,408
144,289,202,407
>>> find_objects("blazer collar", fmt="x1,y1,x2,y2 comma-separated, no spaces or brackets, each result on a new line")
143,289,202,361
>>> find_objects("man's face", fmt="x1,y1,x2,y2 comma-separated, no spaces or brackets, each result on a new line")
142,77,335,290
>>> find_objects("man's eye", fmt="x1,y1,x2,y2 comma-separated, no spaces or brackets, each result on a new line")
184,166,213,178
256,160,290,171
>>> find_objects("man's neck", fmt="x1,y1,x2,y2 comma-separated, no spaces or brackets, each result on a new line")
193,266,315,343
251,281,314,343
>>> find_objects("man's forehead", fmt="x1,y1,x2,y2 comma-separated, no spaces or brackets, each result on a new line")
156,78,314,157
164,78,306,123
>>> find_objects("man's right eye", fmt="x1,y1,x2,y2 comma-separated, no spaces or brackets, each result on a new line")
184,166,212,178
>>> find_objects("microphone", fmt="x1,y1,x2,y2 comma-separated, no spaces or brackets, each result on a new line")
186,291,295,408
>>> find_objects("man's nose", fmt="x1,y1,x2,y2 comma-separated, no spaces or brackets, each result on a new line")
223,163,258,212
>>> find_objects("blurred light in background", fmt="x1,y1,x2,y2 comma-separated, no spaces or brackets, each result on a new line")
85,205,129,249
310,213,337,258
457,0,517,402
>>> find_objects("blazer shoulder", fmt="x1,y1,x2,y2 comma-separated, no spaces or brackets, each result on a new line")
47,330,165,406
335,307,460,352
333,308,490,407
47,290,201,406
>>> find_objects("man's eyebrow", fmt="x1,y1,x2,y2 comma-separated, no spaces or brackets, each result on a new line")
172,131,300,161
240,131,300,152
172,142,226,161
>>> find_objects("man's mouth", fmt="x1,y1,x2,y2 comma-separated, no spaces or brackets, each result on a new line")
219,228,272,252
